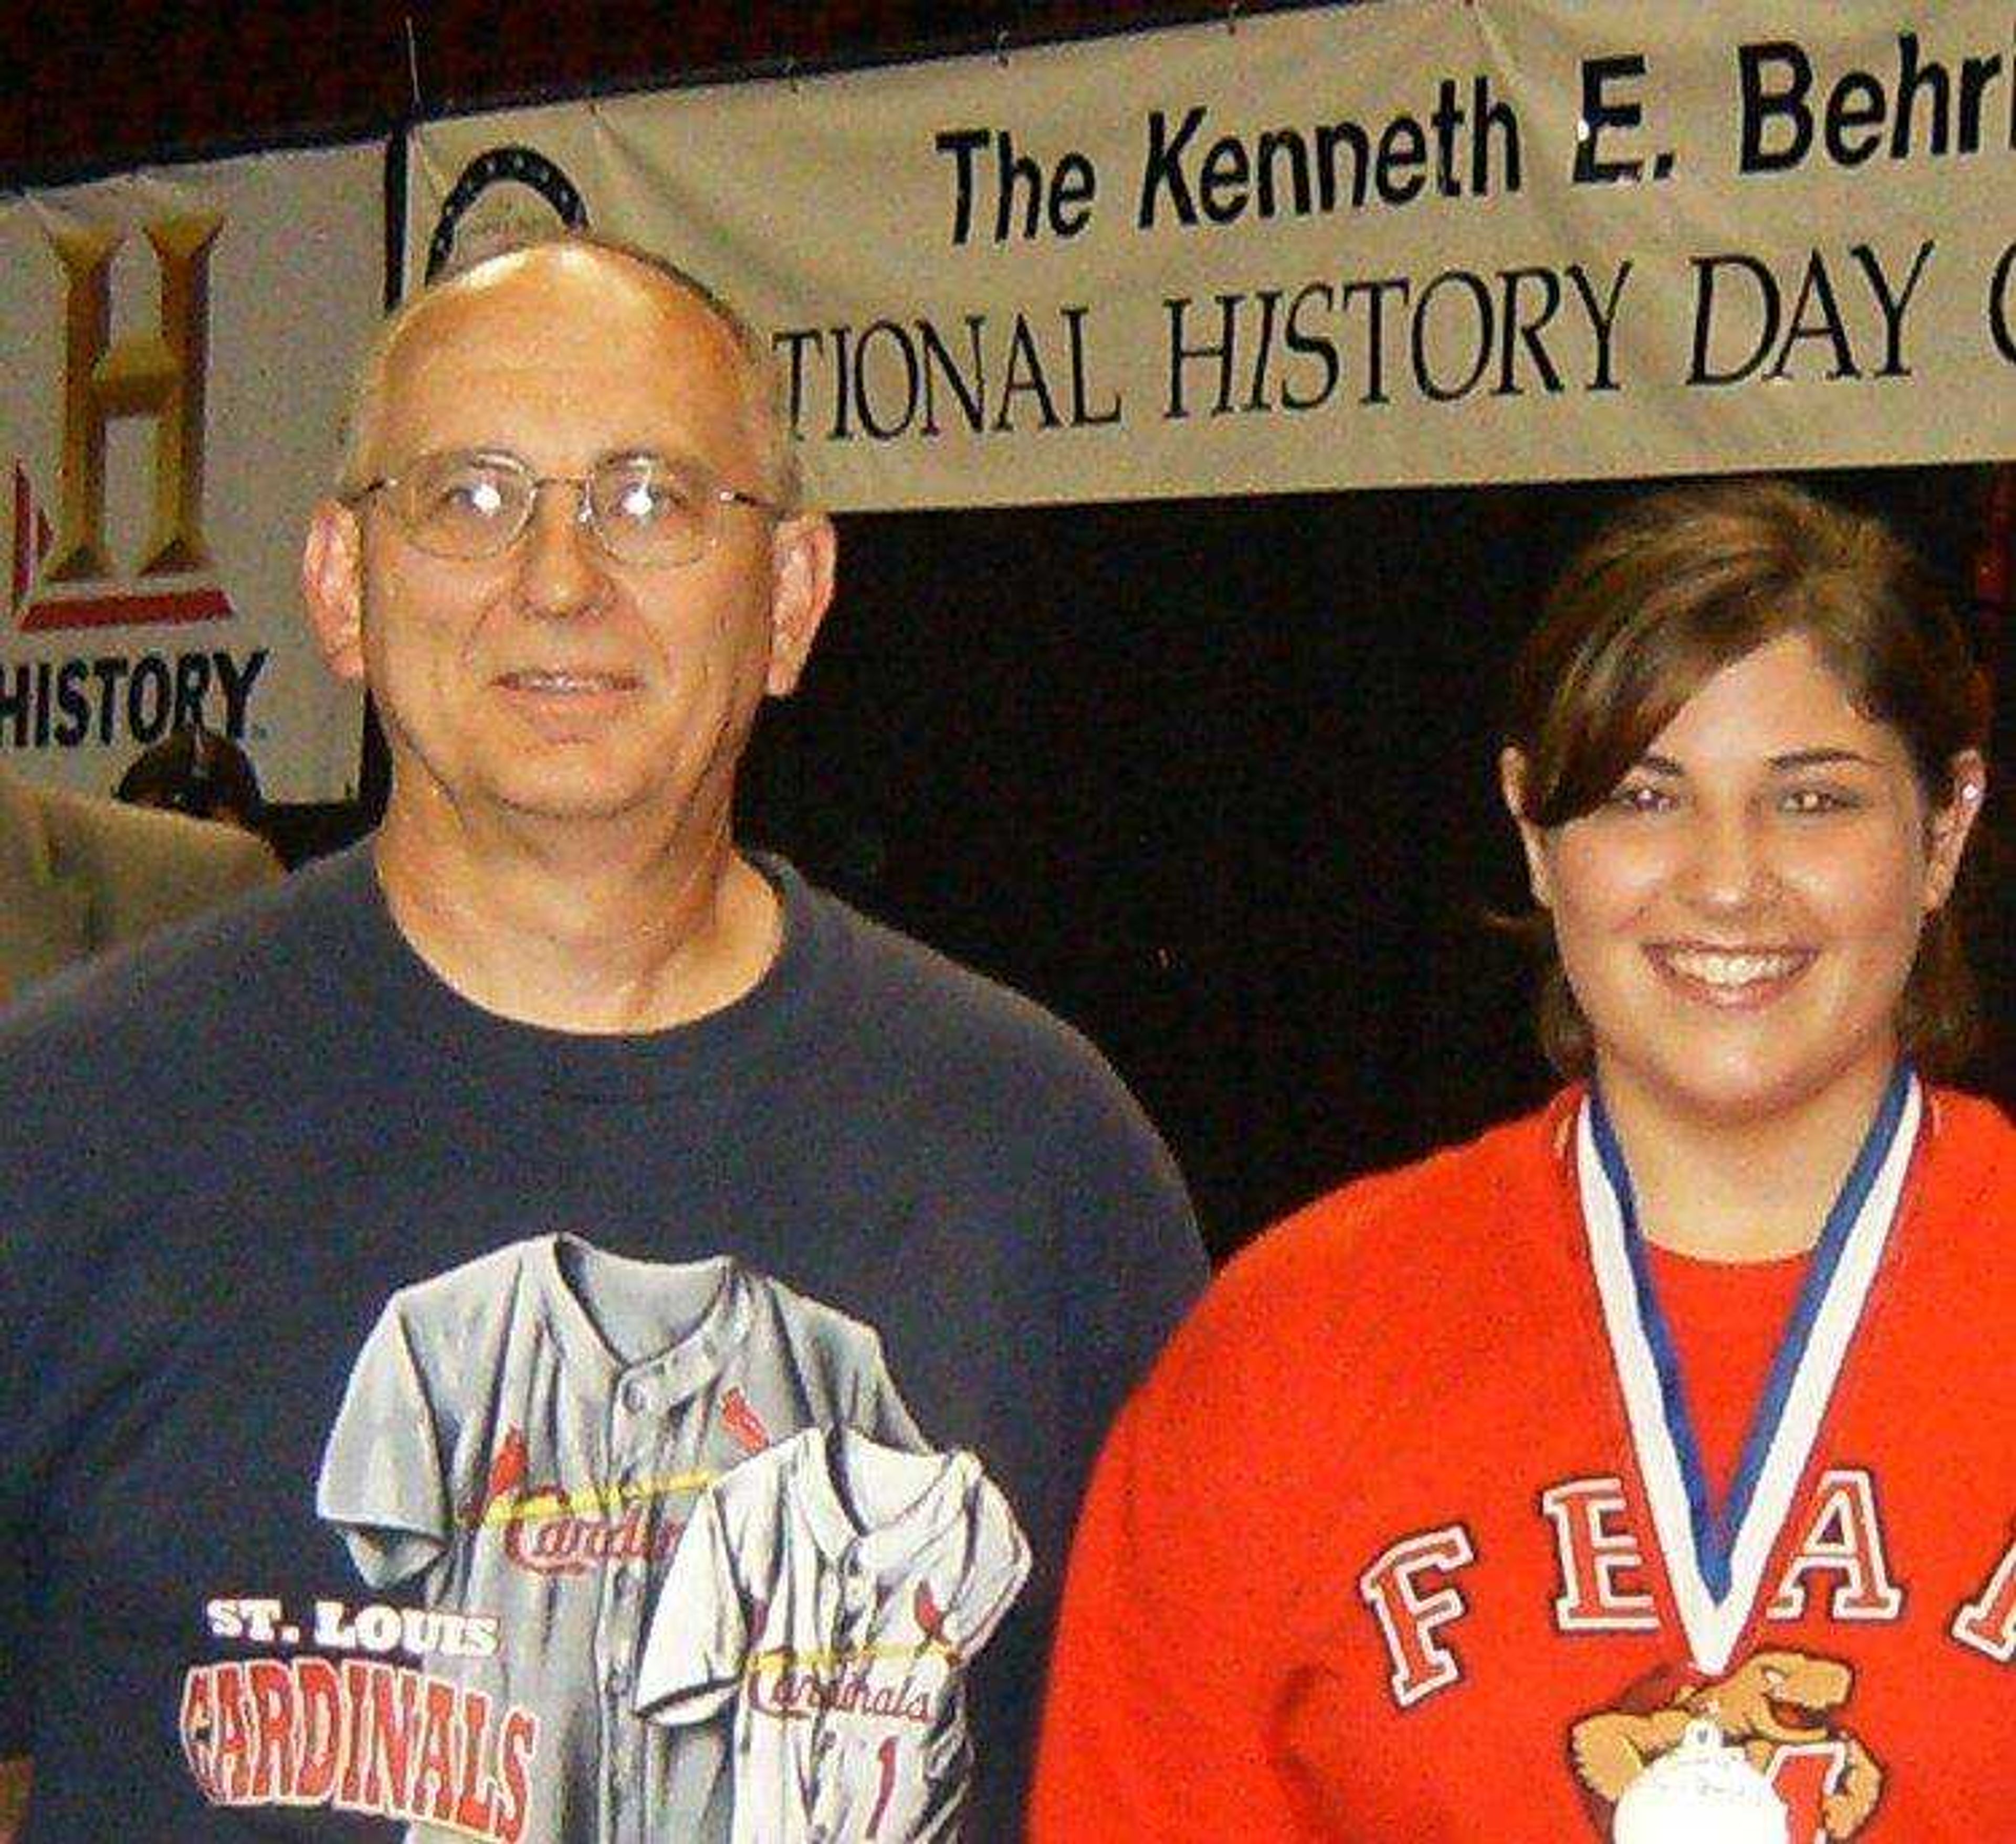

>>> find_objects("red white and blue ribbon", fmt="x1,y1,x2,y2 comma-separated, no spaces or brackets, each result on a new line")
1576,1066,1919,1674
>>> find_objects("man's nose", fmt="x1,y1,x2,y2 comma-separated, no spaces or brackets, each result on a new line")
514,480,608,618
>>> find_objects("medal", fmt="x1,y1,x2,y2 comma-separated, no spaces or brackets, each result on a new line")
1613,1717,1788,1844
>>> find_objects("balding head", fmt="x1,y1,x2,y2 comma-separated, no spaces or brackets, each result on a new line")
339,234,803,510
300,229,838,855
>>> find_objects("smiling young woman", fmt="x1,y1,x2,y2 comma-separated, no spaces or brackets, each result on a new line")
1499,481,1986,1260
1032,480,2011,1842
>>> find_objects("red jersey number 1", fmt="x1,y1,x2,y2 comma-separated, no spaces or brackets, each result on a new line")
867,1735,899,1837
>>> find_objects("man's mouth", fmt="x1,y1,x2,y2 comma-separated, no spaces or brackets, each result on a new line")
497,669,639,695
1646,944,1815,1005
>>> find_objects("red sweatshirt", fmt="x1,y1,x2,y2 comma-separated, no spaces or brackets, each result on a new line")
1033,1088,2016,1840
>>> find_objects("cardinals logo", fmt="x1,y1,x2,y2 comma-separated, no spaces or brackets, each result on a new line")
720,1387,772,1457
1570,1649,1882,1840
914,1582,960,1661
455,1427,688,1576
460,1428,531,1528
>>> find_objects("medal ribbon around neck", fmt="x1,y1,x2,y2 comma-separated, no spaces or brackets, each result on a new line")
1576,1065,1919,1674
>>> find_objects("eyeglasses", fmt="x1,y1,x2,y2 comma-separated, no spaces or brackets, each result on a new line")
345,449,783,567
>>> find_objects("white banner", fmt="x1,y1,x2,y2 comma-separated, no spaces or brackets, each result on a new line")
1,143,380,802
408,0,2016,512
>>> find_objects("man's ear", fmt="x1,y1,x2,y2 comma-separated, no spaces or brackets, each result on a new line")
1922,748,1988,912
1499,746,1553,909
302,499,366,684
765,512,837,698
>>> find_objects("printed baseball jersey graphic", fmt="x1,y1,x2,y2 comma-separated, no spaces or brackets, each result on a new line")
637,1425,1031,1842
316,1235,924,1842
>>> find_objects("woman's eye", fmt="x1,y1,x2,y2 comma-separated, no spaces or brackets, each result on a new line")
1780,785,1857,815
1608,781,1673,813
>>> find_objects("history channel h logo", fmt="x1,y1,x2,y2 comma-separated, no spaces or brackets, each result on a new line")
6,211,268,756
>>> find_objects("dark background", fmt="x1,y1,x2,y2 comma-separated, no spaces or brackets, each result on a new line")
8,3,2009,1256
747,474,2010,1252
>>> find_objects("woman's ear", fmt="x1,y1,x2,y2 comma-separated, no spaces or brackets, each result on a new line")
1500,747,1553,909
1922,748,1988,912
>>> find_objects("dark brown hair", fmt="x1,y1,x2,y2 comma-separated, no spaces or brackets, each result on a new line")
1504,477,1990,1077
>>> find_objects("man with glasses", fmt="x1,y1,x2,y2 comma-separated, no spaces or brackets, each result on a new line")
0,237,1204,1842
